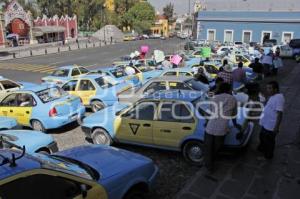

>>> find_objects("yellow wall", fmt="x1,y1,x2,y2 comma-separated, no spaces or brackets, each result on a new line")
151,19,169,37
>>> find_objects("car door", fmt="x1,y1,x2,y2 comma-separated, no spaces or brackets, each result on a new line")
14,93,34,126
0,93,18,119
76,79,97,105
115,101,157,144
0,171,108,199
62,80,79,96
153,101,196,148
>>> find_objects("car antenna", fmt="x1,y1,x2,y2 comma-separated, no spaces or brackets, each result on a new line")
10,146,26,167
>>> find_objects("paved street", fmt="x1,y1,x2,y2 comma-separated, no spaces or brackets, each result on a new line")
0,38,183,83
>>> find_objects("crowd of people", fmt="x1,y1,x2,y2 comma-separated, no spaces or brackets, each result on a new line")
193,56,285,176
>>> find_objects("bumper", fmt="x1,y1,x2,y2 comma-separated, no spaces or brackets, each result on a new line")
48,141,59,153
148,165,159,190
81,126,92,139
42,106,86,129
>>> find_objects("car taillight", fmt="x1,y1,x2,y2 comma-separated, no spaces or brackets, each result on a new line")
49,107,57,117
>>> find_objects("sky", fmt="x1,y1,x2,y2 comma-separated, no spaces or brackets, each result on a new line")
148,0,197,15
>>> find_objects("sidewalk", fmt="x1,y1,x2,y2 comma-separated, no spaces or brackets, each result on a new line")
176,61,300,199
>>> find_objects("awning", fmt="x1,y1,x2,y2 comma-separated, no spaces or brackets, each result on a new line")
32,26,66,36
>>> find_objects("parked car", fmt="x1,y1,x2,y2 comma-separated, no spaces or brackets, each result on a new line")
289,39,300,61
41,65,89,86
0,130,58,154
0,85,85,132
90,65,142,87
82,90,254,165
61,75,132,112
118,76,208,103
0,145,158,199
0,116,17,130
0,76,37,100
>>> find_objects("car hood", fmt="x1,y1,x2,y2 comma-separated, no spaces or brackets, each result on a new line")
0,130,54,153
57,145,152,180
18,82,38,89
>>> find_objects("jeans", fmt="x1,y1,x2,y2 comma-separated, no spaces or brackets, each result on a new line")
257,127,276,159
204,132,225,171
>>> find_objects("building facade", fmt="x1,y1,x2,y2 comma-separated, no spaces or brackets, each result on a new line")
196,11,300,44
151,15,169,37
0,0,78,47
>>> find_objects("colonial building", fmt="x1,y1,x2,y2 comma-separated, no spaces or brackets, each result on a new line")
151,15,169,37
0,0,78,47
195,0,300,44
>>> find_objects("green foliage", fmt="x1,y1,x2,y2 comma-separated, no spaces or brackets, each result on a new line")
163,3,174,21
122,1,155,33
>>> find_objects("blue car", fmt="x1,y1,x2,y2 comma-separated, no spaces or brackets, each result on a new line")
0,130,58,154
61,74,132,112
0,85,86,132
81,90,254,165
90,65,141,86
0,145,158,199
0,117,17,130
41,65,89,86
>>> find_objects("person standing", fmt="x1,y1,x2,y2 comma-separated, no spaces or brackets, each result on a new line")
204,83,241,173
261,51,274,76
249,58,264,80
194,67,209,84
232,62,247,89
258,81,285,159
217,65,233,85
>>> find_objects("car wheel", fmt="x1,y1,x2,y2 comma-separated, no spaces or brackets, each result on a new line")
183,141,204,166
91,128,112,145
31,120,46,132
91,100,105,113
124,189,145,199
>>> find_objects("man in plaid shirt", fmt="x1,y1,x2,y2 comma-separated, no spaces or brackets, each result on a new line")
218,65,233,85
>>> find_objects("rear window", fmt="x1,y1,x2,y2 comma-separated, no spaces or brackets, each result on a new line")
1,80,20,90
36,87,68,103
52,69,69,77
95,76,117,89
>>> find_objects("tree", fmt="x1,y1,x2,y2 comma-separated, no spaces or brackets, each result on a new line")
122,1,155,33
163,3,174,21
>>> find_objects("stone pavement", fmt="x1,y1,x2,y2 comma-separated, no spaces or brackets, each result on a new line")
177,61,300,199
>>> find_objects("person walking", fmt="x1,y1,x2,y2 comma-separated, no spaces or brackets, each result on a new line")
204,83,241,174
249,58,264,80
261,51,274,76
232,62,247,89
217,65,233,85
258,81,285,160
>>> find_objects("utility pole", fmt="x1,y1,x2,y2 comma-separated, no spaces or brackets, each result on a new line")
188,0,191,54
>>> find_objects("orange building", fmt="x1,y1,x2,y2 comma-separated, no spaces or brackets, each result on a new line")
151,15,169,37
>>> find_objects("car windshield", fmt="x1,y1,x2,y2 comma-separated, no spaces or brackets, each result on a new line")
95,76,118,88
36,87,68,103
32,153,99,181
51,69,69,77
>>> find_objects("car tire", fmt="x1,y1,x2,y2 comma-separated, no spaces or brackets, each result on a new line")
124,189,145,199
91,100,105,113
31,120,46,133
91,128,112,145
183,141,204,166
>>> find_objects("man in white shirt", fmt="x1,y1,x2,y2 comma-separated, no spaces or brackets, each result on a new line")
258,81,285,159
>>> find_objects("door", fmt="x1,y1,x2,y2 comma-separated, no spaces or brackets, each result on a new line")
153,101,196,148
283,32,293,44
0,93,18,119
76,80,97,105
207,30,215,41
243,31,251,44
115,101,157,144
224,30,233,43
262,32,271,44
62,80,79,96
14,93,34,125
